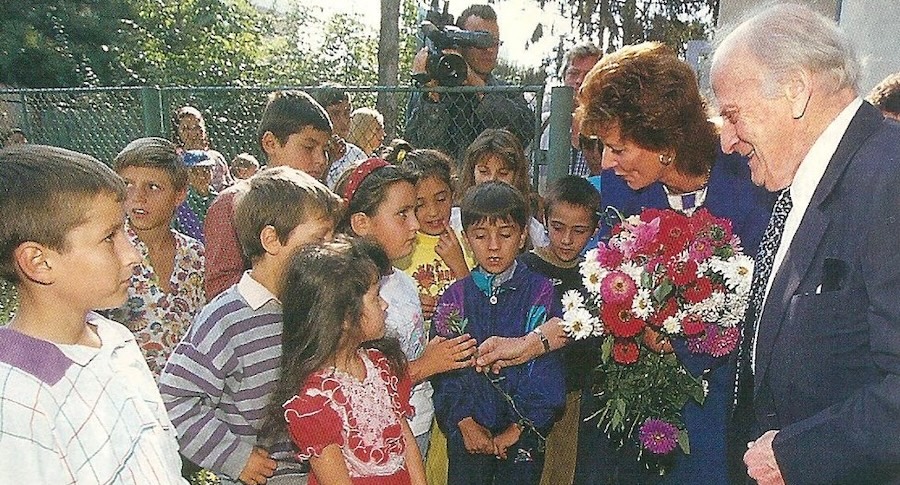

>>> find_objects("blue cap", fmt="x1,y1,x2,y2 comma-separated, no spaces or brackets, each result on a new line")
182,149,214,167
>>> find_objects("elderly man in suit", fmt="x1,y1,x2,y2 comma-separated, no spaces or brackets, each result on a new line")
712,4,900,485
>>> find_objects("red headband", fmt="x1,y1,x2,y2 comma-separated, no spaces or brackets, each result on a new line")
343,157,390,202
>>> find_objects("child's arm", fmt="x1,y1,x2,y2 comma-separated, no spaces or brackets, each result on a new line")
409,333,477,383
238,447,276,485
308,445,354,485
158,330,256,480
475,317,569,374
401,418,427,485
493,422,523,459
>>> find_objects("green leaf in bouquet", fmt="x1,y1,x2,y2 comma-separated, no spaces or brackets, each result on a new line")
601,336,613,364
641,271,653,289
678,428,691,455
652,279,673,304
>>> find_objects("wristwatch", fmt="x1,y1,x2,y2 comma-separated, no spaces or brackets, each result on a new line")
531,327,551,355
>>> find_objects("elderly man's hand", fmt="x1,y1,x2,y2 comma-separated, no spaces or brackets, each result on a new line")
744,430,785,485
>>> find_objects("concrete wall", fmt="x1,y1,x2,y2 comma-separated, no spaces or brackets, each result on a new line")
715,0,900,96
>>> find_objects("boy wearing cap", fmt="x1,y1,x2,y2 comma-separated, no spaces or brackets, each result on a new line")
175,149,218,242
107,137,206,379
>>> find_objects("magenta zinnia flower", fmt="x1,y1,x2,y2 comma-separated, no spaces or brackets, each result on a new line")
600,271,637,304
639,419,679,455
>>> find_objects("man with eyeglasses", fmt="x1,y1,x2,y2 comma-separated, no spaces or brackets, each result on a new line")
405,4,534,165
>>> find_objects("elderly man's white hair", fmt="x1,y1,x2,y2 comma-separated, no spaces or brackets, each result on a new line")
711,3,860,97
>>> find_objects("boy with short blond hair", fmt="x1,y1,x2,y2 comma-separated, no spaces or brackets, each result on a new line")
0,144,185,483
204,90,333,298
159,166,343,485
109,137,206,379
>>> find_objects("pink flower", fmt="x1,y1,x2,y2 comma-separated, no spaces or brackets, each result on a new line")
600,271,637,304
639,419,679,454
706,325,739,357
596,244,624,269
688,238,715,262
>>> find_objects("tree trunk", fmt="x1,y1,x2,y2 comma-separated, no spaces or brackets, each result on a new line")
378,0,401,140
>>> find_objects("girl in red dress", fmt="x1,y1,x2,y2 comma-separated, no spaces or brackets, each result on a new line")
261,238,426,485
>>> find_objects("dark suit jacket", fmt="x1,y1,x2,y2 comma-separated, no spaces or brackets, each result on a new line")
752,102,900,483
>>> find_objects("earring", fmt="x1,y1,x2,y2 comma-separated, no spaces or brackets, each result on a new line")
659,154,673,166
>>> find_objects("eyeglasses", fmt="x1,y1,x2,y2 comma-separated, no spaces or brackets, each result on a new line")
579,134,601,152
473,37,503,50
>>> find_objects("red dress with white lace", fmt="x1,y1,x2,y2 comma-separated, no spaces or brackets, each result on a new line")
284,348,415,485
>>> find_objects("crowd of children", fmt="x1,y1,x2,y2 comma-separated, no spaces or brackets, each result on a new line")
0,86,602,485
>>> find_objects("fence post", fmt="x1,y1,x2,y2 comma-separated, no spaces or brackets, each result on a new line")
141,86,164,137
547,86,573,186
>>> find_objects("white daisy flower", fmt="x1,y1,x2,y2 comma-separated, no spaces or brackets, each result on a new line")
563,307,596,340
663,315,682,334
561,290,585,313
631,288,654,319
581,259,608,296
620,261,644,285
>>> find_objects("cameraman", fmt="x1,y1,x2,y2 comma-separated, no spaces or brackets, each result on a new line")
405,4,534,164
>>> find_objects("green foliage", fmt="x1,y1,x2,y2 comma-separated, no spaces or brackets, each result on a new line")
0,1,138,87
539,0,717,56
123,0,271,86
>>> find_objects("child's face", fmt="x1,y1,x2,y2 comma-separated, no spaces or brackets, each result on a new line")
358,280,388,341
177,115,207,150
233,165,258,180
264,126,330,181
277,214,335,263
546,202,597,263
325,100,352,139
359,181,419,261
464,218,526,274
474,154,515,187
120,166,186,232
50,193,141,311
188,166,213,193
415,175,453,236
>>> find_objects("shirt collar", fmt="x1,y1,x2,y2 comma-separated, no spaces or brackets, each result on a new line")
791,97,863,205
237,271,280,310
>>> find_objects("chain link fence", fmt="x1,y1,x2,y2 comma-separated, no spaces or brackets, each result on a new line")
1,85,546,173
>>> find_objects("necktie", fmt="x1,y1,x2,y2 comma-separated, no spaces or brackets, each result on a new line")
734,188,793,406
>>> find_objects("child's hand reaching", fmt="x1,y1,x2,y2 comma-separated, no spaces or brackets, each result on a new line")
493,423,523,460
239,447,276,485
413,334,477,382
458,417,497,455
435,222,470,279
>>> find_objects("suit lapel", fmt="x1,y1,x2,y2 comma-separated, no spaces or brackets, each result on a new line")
753,102,884,386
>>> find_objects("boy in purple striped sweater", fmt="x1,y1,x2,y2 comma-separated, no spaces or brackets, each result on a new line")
158,166,342,485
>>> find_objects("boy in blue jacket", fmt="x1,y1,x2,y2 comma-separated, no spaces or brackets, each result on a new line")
431,181,564,485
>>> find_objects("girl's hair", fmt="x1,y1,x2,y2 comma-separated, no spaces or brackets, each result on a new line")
259,236,405,443
378,138,414,163
398,149,454,192
335,162,416,235
346,107,385,155
457,128,532,203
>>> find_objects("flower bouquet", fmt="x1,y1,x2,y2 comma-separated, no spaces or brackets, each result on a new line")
561,207,753,471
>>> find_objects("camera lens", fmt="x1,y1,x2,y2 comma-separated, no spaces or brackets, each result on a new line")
429,52,467,87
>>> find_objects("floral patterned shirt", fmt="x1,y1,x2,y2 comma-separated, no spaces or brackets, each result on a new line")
284,349,414,485
109,227,206,379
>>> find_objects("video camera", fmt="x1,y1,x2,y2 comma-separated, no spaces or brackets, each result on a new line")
419,0,496,87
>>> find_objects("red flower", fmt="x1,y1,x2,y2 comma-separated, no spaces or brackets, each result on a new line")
649,297,678,328
603,304,645,338
612,338,640,364
658,213,692,255
684,278,713,304
682,314,705,337
666,259,698,286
